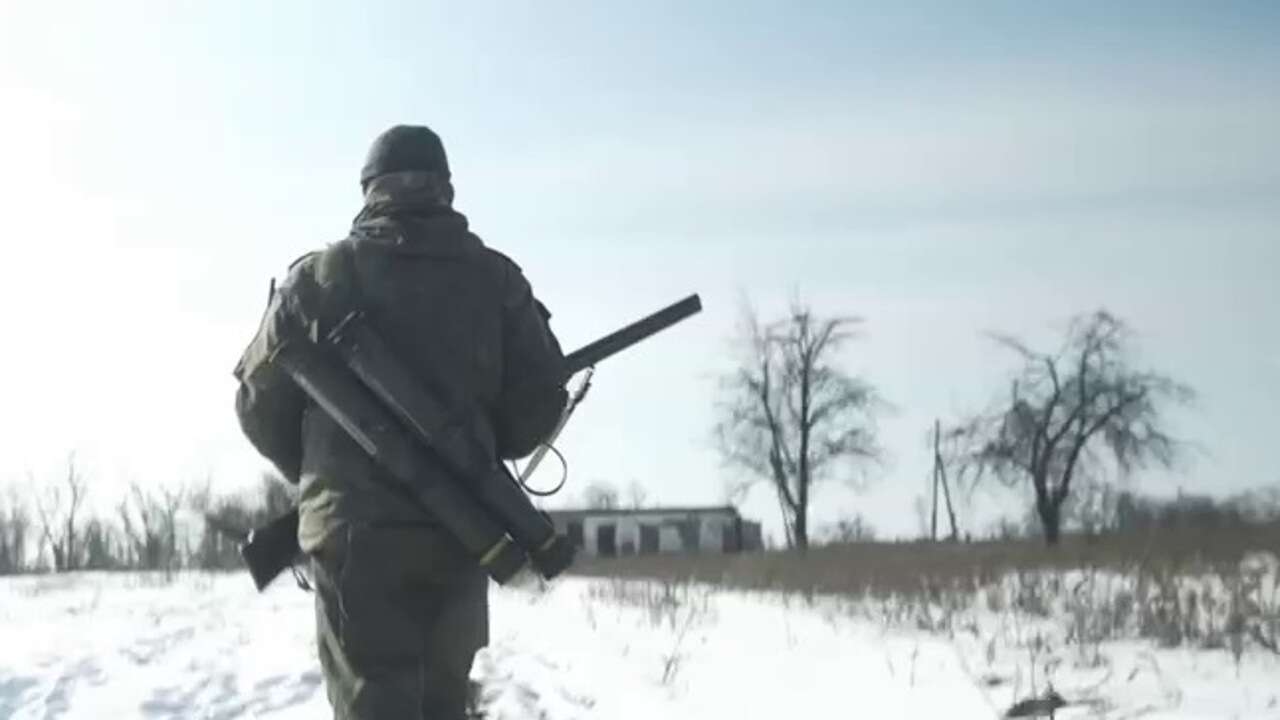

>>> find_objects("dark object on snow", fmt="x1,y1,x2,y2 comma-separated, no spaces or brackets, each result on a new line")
1005,688,1067,718
979,673,1008,687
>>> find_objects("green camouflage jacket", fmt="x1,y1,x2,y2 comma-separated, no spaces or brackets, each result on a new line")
234,172,568,551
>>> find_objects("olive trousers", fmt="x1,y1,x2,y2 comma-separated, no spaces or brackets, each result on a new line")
311,524,488,719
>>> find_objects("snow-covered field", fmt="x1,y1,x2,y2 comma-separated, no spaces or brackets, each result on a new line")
1,569,1277,719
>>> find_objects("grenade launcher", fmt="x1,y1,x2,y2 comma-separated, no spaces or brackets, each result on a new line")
233,294,702,590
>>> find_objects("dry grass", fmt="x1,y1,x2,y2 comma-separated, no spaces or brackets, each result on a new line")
568,525,1280,714
568,523,1280,599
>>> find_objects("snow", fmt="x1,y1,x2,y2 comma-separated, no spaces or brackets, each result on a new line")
1,571,1277,719
0,573,321,720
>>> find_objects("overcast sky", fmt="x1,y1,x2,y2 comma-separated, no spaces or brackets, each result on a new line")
1,1,1277,540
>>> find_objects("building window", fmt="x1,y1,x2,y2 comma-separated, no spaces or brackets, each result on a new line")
567,521,584,548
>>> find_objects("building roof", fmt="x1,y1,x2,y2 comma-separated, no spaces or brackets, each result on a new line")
543,505,741,519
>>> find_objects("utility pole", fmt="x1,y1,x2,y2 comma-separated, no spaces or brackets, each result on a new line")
933,419,959,542
930,447,939,541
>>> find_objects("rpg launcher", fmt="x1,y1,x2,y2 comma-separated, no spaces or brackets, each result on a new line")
237,294,703,591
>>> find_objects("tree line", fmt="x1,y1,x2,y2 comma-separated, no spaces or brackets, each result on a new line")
0,459,292,576
715,301,1206,550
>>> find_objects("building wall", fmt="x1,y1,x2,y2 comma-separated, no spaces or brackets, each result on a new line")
550,509,747,556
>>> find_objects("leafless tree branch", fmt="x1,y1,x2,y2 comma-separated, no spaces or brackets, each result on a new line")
714,299,886,549
943,310,1194,544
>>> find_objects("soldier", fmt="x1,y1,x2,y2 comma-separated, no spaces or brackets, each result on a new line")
233,125,569,719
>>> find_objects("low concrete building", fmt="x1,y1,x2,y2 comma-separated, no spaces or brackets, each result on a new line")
544,505,763,558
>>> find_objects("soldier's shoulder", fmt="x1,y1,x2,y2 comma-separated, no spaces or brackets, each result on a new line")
280,240,353,286
276,251,315,286
287,250,320,272
269,253,317,301
474,246,527,280
484,247,537,298
475,247,547,315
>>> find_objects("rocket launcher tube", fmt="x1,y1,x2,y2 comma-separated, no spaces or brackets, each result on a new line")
327,314,574,579
268,342,528,585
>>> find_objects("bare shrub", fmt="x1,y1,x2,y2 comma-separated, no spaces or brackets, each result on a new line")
819,514,877,544
0,489,33,574
585,578,715,685
1063,569,1120,666
1235,552,1280,657
34,455,88,572
118,483,185,574
587,578,713,631
81,517,127,570
908,577,973,636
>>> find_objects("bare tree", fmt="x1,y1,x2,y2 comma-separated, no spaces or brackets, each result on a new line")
191,481,234,570
82,517,126,570
0,490,32,574
34,455,88,571
582,481,620,510
119,483,186,572
626,480,649,510
715,301,885,550
946,310,1194,545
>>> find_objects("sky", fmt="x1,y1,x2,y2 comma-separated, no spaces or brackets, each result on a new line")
0,1,1277,541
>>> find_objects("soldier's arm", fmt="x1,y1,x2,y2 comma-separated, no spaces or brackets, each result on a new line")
235,379,305,484
232,264,313,484
493,261,569,460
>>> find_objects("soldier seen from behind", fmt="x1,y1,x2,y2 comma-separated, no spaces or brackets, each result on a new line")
233,125,569,719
